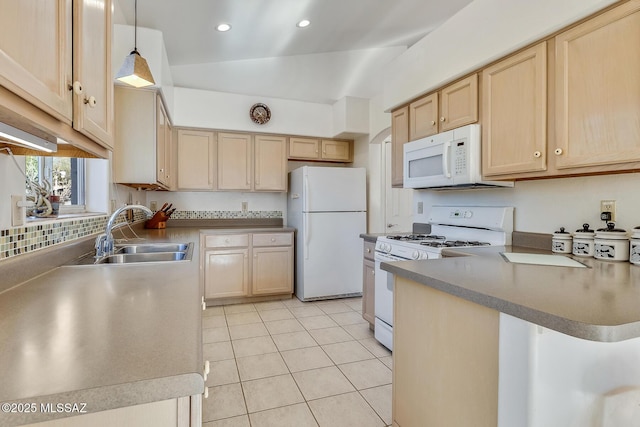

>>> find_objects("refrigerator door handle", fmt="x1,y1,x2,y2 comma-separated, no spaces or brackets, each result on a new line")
304,214,310,259
304,174,310,212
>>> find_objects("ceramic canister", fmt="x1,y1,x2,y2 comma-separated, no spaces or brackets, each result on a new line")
552,227,572,254
594,222,629,262
630,226,640,266
572,223,595,257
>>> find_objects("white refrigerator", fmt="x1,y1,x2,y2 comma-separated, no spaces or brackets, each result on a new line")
287,166,367,301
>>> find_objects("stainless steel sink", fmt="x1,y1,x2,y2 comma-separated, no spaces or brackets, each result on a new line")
65,242,194,266
96,251,188,264
115,243,190,254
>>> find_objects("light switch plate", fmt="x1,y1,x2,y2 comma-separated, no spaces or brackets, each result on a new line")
11,195,24,227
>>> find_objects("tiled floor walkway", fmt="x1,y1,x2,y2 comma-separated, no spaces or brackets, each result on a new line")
202,296,392,427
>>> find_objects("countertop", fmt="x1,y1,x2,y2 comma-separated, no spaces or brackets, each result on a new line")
382,245,640,342
0,227,206,427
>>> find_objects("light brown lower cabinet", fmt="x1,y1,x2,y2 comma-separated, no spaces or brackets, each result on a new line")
393,276,499,427
22,396,199,427
203,231,294,300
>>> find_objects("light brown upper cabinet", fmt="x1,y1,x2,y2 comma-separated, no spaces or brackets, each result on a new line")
114,87,172,190
482,42,547,177
72,0,113,149
176,129,216,191
391,106,409,187
0,0,113,150
288,137,353,162
554,1,640,171
409,74,478,141
254,135,288,191
217,132,253,191
217,133,287,192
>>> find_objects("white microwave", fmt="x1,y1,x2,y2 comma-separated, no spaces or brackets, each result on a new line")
403,124,513,189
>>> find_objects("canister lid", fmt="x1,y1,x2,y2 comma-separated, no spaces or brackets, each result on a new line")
595,222,628,239
554,227,570,235
596,222,626,233
574,223,595,236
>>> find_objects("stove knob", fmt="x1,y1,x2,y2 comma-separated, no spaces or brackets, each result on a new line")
419,251,428,259
385,244,392,253
412,251,419,260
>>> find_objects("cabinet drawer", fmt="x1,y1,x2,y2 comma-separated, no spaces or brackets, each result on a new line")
363,241,375,260
252,233,293,247
205,234,249,248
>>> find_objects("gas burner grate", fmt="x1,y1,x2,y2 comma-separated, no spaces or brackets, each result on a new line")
420,240,491,248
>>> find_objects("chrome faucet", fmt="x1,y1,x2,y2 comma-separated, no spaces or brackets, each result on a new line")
95,204,153,257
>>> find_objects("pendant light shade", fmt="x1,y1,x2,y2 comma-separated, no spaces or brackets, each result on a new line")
115,0,155,88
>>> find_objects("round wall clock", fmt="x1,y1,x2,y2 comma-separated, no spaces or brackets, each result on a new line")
250,103,271,125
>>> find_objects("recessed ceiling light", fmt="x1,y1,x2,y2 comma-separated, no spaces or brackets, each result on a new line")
216,23,231,32
296,19,310,28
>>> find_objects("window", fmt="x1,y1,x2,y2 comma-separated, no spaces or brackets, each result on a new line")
25,156,86,214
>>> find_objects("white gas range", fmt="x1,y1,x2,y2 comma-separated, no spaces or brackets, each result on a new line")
373,206,514,351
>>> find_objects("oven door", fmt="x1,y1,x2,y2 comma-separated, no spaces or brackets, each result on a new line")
374,251,404,351
403,130,455,188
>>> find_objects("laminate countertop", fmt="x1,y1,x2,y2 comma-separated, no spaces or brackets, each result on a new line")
381,245,640,343
0,227,205,427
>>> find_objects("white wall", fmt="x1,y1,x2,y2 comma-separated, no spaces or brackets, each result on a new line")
412,173,640,234
0,152,27,229
383,0,618,111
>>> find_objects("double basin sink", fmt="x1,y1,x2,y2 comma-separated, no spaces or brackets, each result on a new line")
69,242,194,266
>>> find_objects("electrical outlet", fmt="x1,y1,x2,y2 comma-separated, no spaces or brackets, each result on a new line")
150,201,158,211
242,201,248,212
600,200,616,221
11,195,25,227
417,201,424,214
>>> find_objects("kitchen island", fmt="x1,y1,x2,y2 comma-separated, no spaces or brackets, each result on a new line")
382,246,640,427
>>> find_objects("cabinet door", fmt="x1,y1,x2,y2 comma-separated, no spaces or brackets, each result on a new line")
252,246,293,296
156,97,170,187
217,132,252,191
362,258,375,325
555,1,640,169
409,93,438,140
0,0,72,122
321,140,352,162
177,129,216,190
288,137,320,160
391,106,409,187
73,0,113,149
254,135,287,191
439,74,478,132
482,43,547,176
204,249,249,299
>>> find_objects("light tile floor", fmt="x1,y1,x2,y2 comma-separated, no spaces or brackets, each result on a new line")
202,296,392,427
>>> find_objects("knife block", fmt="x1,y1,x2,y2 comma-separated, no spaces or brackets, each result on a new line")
145,211,168,229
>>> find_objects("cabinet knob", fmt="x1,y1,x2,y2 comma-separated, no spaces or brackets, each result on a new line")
271,238,276,242
440,117,446,122
554,148,563,155
430,120,436,126
366,248,371,253
225,238,230,243
84,96,97,108
533,151,541,158
72,81,83,95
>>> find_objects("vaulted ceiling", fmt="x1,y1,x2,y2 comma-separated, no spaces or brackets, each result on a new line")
115,0,473,103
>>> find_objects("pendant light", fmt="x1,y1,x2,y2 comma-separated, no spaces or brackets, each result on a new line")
115,0,155,88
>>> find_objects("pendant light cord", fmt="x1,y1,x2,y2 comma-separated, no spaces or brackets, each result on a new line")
134,0,138,52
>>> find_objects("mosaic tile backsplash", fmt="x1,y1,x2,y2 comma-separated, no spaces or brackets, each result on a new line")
0,210,283,261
